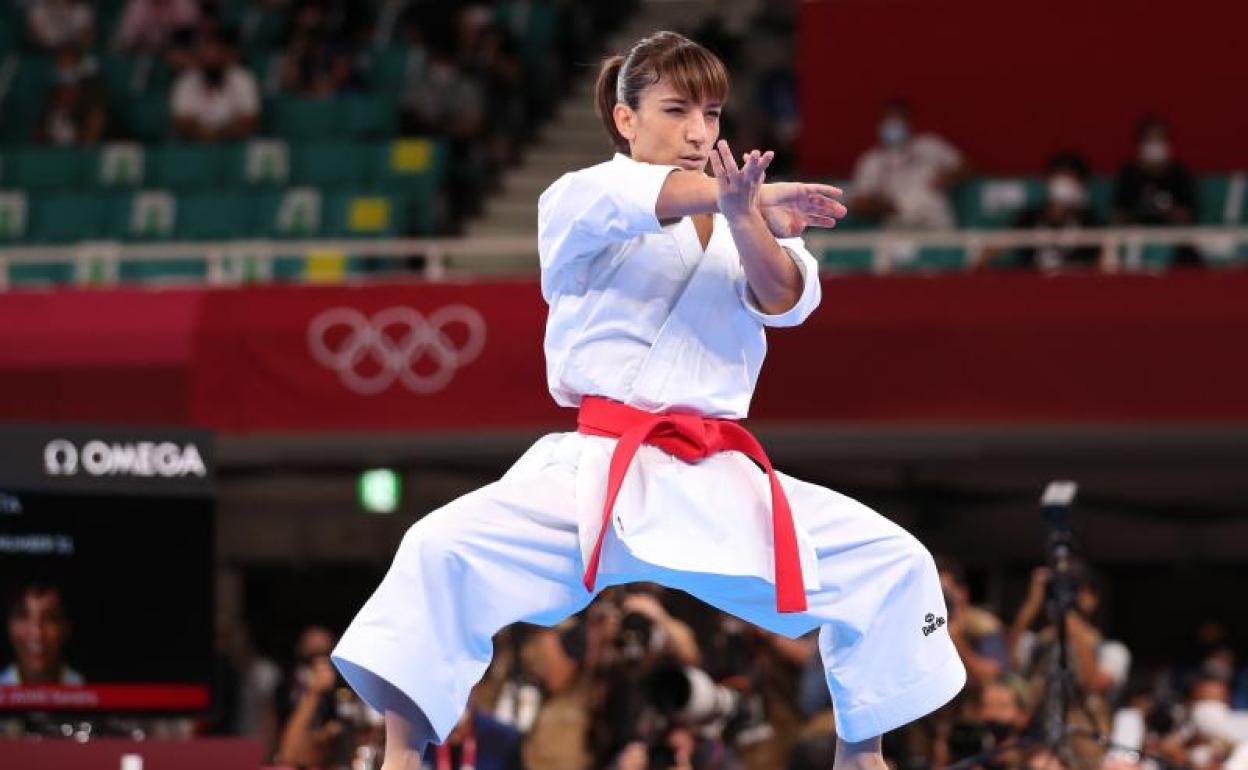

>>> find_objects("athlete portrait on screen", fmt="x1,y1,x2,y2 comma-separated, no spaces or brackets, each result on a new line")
330,31,966,770
2,580,84,686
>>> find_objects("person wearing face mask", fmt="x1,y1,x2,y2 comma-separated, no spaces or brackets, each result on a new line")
983,153,1106,272
1113,116,1202,267
171,28,260,143
850,99,968,229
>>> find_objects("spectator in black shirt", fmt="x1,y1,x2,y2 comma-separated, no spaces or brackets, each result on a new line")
1113,116,1201,267
978,153,1104,271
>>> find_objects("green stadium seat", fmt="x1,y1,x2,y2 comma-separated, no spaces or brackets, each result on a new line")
953,178,1042,228
372,139,444,233
366,48,410,93
1087,177,1113,222
267,97,342,141
245,139,290,185
894,246,968,273
126,95,172,142
99,55,147,100
98,142,146,186
175,193,258,239
148,145,226,189
30,194,106,243
118,258,208,284
107,190,177,240
0,192,30,241
9,147,89,191
821,248,874,273
8,263,75,287
1197,173,1247,225
256,188,324,237
344,95,399,140
1,57,53,142
293,142,369,186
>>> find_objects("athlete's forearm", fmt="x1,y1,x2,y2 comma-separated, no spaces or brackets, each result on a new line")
727,210,802,314
655,170,720,219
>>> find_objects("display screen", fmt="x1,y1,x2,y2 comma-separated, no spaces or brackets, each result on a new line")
0,428,215,714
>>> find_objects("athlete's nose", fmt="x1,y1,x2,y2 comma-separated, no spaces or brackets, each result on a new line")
686,112,708,147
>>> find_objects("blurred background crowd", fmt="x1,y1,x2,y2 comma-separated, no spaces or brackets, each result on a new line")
0,0,1237,269
146,558,1246,770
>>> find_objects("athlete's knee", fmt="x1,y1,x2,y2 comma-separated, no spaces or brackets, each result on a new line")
396,508,471,573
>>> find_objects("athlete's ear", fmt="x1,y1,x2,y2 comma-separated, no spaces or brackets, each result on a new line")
613,102,637,143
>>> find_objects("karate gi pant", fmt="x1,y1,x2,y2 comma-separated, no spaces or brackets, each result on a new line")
332,432,967,744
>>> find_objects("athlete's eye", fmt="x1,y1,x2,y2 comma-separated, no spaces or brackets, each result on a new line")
665,107,686,116
706,111,721,120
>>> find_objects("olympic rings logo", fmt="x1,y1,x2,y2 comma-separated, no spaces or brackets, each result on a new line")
307,305,486,395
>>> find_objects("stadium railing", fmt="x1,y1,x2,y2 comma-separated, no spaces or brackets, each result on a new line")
0,226,1245,289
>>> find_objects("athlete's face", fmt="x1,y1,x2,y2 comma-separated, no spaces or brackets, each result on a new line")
615,81,722,171
8,589,70,683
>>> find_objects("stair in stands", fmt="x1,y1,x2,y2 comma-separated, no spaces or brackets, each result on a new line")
461,0,712,258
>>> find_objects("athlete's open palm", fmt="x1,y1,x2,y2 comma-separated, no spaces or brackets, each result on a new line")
759,181,848,238
708,139,769,222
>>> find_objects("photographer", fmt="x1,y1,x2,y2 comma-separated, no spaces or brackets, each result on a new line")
945,679,1031,770
937,556,1010,687
1009,564,1131,768
276,625,343,767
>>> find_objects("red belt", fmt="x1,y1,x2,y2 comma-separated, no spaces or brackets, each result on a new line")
576,395,807,613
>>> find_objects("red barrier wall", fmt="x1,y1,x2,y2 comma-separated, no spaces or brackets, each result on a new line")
2,273,1246,430
797,0,1248,176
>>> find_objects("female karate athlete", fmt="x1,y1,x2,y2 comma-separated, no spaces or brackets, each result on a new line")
332,31,966,770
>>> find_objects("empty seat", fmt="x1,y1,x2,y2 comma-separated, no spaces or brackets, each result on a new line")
293,142,369,187
175,192,258,239
8,147,89,191
31,194,106,243
148,145,226,189
267,97,342,141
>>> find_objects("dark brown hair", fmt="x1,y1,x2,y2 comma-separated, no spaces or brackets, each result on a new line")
594,31,729,154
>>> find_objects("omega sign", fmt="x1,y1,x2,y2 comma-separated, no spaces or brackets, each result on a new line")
43,439,207,479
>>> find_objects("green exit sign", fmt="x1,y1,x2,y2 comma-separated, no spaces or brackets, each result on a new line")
357,468,401,514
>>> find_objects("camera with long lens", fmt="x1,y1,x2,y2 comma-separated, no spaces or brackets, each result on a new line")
645,662,774,748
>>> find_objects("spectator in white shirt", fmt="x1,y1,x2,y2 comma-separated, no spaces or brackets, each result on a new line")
850,99,967,229
114,0,201,54
172,30,261,142
26,0,94,52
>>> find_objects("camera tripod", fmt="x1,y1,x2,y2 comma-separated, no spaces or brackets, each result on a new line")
941,482,1171,770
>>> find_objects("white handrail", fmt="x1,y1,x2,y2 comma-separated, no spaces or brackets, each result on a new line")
0,227,1244,288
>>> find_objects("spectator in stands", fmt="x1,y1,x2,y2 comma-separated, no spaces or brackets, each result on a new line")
114,0,202,53
37,45,108,145
279,0,365,96
1113,116,1202,267
850,99,968,229
982,152,1106,271
460,21,525,169
276,624,342,766
2,580,83,685
400,29,486,226
936,556,1011,687
25,0,94,52
172,29,261,142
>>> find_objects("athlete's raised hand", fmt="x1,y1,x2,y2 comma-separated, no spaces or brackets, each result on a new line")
708,139,771,223
758,181,848,238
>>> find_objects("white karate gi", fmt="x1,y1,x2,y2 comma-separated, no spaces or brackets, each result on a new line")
332,153,966,744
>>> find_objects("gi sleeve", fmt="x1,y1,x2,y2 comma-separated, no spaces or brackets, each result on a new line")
538,154,678,282
738,235,822,328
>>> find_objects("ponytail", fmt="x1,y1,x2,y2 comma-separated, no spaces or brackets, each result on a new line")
595,54,629,154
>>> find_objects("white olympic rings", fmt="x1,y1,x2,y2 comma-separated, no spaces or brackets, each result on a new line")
307,305,487,395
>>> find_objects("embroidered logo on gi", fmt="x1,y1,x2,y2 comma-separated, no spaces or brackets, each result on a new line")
308,305,486,395
922,612,946,637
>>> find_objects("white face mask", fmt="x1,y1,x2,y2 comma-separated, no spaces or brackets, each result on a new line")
880,117,909,147
1047,175,1086,208
1140,139,1170,166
